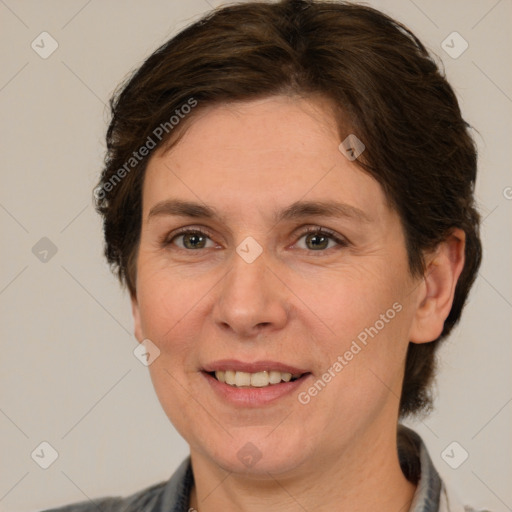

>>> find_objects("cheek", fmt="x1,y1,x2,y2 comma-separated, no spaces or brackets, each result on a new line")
136,264,213,432
297,259,408,340
136,258,210,345
297,260,413,395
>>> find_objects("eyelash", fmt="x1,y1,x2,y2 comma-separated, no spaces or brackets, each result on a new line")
162,225,349,253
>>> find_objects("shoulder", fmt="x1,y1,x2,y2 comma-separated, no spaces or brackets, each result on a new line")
440,482,492,512
40,457,193,512
40,480,168,512
398,426,492,512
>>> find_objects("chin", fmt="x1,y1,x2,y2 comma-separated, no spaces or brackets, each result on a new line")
197,430,312,477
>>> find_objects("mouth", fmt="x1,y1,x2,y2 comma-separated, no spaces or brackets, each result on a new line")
207,369,305,388
201,360,311,406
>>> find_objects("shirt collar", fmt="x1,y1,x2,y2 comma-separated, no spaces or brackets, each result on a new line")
398,425,442,512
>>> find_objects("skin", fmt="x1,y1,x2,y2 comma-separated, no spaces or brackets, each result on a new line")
131,95,465,511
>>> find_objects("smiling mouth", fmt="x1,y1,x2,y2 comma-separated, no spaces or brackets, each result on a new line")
208,370,307,388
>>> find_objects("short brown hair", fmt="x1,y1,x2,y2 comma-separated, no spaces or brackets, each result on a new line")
96,0,481,416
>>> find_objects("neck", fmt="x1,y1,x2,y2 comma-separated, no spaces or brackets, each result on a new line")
188,424,416,512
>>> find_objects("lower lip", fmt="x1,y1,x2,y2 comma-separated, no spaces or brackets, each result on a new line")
202,372,311,407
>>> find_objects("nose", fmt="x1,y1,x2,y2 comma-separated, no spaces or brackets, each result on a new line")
212,251,289,339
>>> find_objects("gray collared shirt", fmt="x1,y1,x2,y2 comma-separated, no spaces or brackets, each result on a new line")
42,427,482,512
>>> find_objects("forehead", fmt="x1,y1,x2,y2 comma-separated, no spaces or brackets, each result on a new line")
142,95,391,225
153,94,344,162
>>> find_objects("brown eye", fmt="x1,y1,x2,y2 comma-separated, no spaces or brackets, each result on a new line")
305,232,330,250
170,230,215,250
182,232,207,249
295,228,347,252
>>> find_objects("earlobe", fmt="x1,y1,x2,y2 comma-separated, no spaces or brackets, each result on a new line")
409,229,466,344
131,293,144,343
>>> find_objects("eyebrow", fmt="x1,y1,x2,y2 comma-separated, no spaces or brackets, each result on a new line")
147,199,372,224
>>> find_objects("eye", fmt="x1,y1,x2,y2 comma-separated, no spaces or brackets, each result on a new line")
167,229,217,250
295,227,347,251
163,226,347,252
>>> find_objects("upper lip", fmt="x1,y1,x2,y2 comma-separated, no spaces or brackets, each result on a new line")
202,359,309,375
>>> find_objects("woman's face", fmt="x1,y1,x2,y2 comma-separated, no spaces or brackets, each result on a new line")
132,95,423,475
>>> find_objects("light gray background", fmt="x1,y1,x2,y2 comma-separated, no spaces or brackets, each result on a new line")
1,0,510,511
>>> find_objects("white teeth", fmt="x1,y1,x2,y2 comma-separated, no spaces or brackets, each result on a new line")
269,370,282,384
214,370,299,387
251,371,269,387
235,371,251,387
224,370,236,385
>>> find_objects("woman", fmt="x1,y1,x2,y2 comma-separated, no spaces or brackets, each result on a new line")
46,0,484,510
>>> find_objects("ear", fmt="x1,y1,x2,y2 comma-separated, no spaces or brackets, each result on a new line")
131,292,144,343
409,229,466,344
